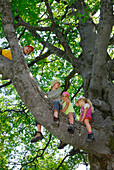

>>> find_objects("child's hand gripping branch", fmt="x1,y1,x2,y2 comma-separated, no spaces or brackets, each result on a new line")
76,97,95,142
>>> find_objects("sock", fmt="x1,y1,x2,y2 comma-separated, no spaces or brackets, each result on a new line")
89,132,92,134
53,116,58,121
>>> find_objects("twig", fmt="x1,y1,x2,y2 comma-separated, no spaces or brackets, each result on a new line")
19,134,52,170
56,154,70,170
0,81,12,88
71,84,83,101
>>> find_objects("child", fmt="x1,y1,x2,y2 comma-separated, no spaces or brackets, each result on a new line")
31,80,62,143
58,92,76,149
60,92,76,134
0,45,34,60
75,96,94,142
47,80,62,127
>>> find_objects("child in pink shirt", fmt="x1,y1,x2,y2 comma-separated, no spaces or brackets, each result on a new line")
76,96,94,142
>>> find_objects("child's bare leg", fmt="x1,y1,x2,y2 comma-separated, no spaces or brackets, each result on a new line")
68,113,74,124
54,109,58,118
37,124,41,132
84,119,94,142
52,109,59,127
84,119,92,133
31,123,44,143
68,113,74,134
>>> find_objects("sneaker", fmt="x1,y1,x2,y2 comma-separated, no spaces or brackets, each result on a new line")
31,131,44,143
69,147,80,156
86,133,94,142
52,120,59,128
68,124,74,134
58,141,67,149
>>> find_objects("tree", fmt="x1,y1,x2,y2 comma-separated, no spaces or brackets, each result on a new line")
0,0,113,169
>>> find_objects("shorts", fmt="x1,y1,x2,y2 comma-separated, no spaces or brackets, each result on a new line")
35,100,62,126
68,112,76,119
83,117,92,123
52,100,62,113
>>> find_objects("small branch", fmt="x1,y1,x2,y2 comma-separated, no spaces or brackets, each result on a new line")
28,50,51,67
19,134,52,170
56,154,70,170
44,0,55,23
108,36,114,45
28,29,70,62
61,6,69,21
18,27,26,40
81,153,88,166
62,69,77,92
56,147,87,170
0,80,11,88
71,84,83,101
0,109,23,114
44,0,76,64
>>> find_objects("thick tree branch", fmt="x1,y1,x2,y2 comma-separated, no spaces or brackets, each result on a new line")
89,0,113,97
14,16,51,31
28,50,51,67
44,0,76,65
14,12,80,69
0,50,50,88
28,28,79,68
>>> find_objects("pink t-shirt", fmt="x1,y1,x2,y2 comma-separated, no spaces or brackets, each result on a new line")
80,103,92,119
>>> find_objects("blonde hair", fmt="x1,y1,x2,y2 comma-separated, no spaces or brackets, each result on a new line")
82,98,94,113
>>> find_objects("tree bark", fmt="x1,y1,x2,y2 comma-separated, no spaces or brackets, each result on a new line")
0,0,114,168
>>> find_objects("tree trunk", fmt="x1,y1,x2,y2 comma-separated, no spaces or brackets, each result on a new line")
89,153,114,170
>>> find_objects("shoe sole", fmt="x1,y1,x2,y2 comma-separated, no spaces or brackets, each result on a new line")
68,127,74,134
58,144,67,149
52,122,59,128
52,124,59,128
86,138,94,142
31,136,44,143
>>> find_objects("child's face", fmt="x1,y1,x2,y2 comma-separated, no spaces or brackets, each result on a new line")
23,47,32,54
62,94,69,102
53,82,60,89
77,99,85,107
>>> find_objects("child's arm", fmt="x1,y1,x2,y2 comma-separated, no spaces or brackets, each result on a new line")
60,99,69,113
81,107,88,121
47,88,61,99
